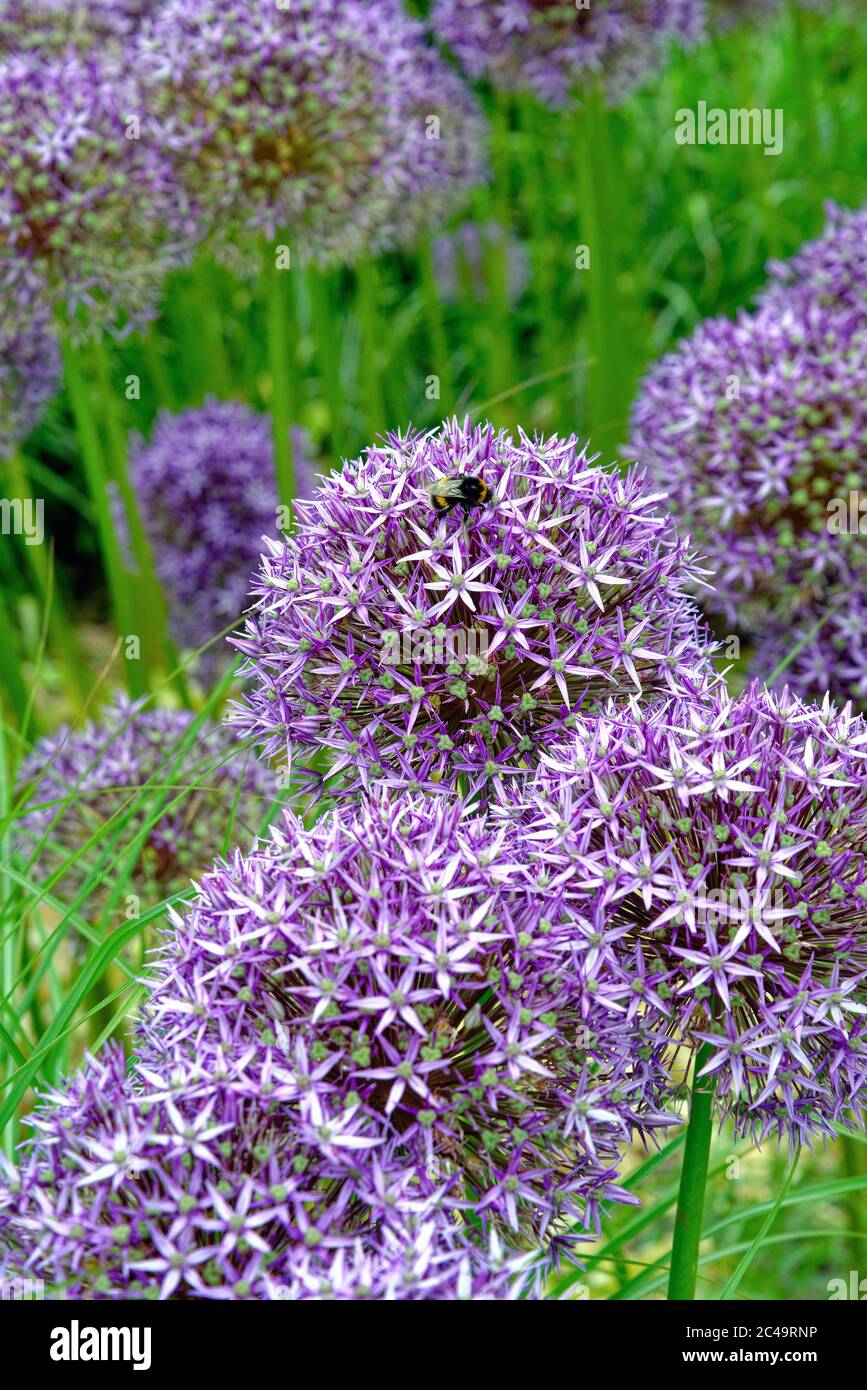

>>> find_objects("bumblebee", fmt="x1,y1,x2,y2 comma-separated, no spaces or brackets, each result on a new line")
428,474,489,518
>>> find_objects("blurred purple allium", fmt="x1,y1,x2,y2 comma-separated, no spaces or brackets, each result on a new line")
0,49,199,336
750,578,867,710
17,694,273,909
0,0,158,56
498,683,867,1145
0,270,61,456
628,299,867,633
133,0,486,268
430,0,705,108
761,201,867,326
128,400,314,677
0,1042,538,1299
431,220,530,305
231,416,719,801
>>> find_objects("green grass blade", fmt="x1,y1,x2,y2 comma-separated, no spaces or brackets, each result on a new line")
718,1147,801,1300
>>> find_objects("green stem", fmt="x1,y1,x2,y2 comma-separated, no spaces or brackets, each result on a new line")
840,1134,866,1275
719,1147,800,1301
355,258,388,441
198,262,232,397
0,594,30,731
790,3,821,175
417,237,454,413
488,100,516,424
168,266,230,404
0,708,20,1157
140,332,176,410
308,268,346,463
7,450,90,706
574,87,629,463
668,1042,716,1301
61,342,145,699
517,96,559,381
89,341,170,686
264,251,298,507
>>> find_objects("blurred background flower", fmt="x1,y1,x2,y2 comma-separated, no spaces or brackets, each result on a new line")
430,0,705,107
16,694,273,913
431,220,530,305
133,0,487,269
750,587,867,708
126,399,316,679
629,197,867,708
629,300,867,632
0,269,61,458
0,48,201,337
0,0,158,57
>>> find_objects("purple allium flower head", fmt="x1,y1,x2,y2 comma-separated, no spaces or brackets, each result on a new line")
749,578,867,711
0,48,200,337
16,694,273,911
430,0,705,108
432,220,530,305
231,417,719,802
628,299,867,633
128,400,315,678
0,1043,537,1299
498,683,867,1145
0,0,158,56
0,269,60,456
144,796,669,1261
133,0,486,267
761,202,867,327
0,792,676,1297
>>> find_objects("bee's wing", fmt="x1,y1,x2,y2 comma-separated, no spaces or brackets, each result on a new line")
427,477,463,499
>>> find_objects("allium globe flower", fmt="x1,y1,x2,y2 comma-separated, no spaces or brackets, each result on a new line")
133,0,486,267
394,32,489,252
128,400,315,676
0,1044,533,1300
628,299,867,632
231,417,719,801
17,695,273,911
0,792,676,1298
0,0,157,57
141,795,672,1254
0,49,199,336
0,270,60,456
432,220,530,305
761,201,867,326
430,0,705,108
499,684,867,1144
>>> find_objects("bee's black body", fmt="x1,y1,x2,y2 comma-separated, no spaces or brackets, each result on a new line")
429,474,489,517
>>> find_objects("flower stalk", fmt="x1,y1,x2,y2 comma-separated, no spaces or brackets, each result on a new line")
574,87,632,462
264,253,298,509
668,1042,716,1301
61,343,146,700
